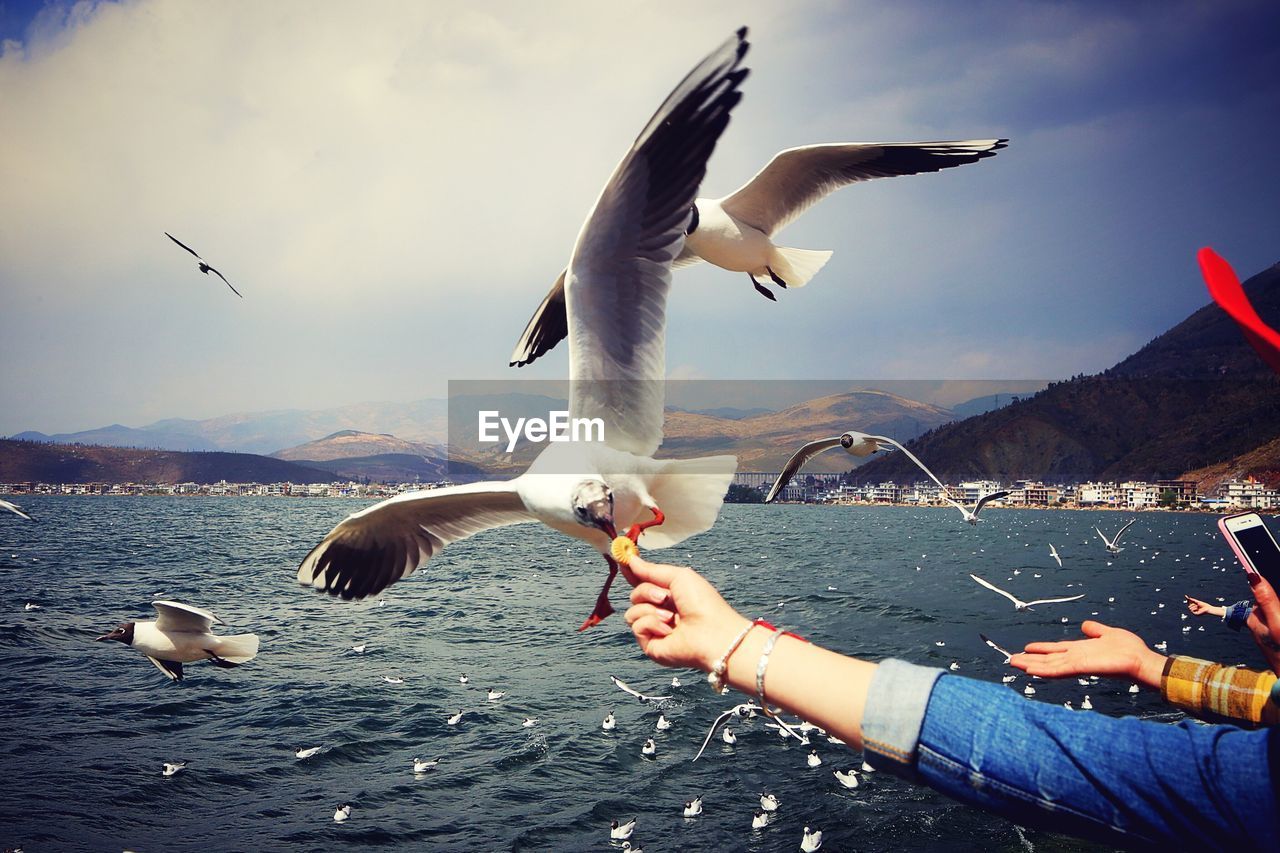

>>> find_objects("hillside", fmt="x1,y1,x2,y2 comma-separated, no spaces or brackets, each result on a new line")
0,439,339,485
851,261,1280,485
271,430,443,462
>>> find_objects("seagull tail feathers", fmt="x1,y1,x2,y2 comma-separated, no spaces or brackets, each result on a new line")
638,455,737,549
768,246,832,289
214,633,260,664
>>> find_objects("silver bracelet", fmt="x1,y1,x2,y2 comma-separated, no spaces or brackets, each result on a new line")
707,620,757,695
755,626,783,710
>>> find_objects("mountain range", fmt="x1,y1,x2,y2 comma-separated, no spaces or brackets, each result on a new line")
850,261,1280,490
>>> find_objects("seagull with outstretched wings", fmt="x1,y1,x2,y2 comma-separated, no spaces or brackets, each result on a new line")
165,232,242,297
969,574,1085,612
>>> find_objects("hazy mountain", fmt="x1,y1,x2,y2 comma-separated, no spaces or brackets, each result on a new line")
850,261,1280,486
0,439,338,485
12,424,218,452
271,430,444,462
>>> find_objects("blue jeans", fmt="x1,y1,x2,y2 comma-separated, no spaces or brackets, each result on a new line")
863,661,1280,849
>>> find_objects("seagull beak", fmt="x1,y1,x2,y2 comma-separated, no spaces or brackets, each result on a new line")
94,632,112,642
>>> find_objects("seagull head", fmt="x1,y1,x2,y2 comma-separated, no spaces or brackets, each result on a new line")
95,622,134,644
839,432,882,457
571,479,615,538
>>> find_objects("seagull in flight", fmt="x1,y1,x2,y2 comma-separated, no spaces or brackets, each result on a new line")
95,600,259,681
610,675,671,704
1095,519,1136,554
1049,543,1062,567
295,30,748,631
164,232,242,297
766,430,947,503
0,498,33,521
510,139,1006,365
969,574,1084,612
979,633,1015,663
946,490,1010,525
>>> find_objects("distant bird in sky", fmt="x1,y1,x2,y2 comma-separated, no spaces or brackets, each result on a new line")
946,490,1011,525
1095,519,1136,554
0,498,33,520
95,600,259,681
611,675,671,704
766,430,948,503
969,574,1084,612
510,139,1006,365
164,232,242,298
296,29,747,632
1049,543,1062,567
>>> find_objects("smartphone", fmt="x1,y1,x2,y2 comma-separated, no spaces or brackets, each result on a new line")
1218,511,1280,586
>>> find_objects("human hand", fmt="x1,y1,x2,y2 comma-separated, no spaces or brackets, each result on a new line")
1010,620,1167,688
1245,574,1280,675
623,554,750,673
1184,595,1213,615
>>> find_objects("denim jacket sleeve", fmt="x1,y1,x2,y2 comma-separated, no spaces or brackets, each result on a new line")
861,661,1280,850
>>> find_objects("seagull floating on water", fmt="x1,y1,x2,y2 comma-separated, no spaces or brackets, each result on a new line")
350,644,367,654
671,676,682,688
801,826,823,852
641,738,657,757
333,804,351,823
806,750,822,767
510,138,1004,363
1095,519,1136,554
164,232,242,298
413,757,439,773
522,717,538,728
1081,695,1093,710
487,688,505,702
0,498,33,521
833,769,859,789
602,712,617,731
459,674,468,684
752,810,769,829
383,676,404,685
162,761,186,777
447,711,463,726
722,727,736,745
760,792,780,812
24,602,40,611
295,746,322,760
610,817,636,840
656,714,672,731
765,431,948,503
969,574,1084,612
611,675,671,703
296,30,748,632
95,600,259,681
683,796,703,817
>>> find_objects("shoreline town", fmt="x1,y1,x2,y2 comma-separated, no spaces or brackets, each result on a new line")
4,472,1276,512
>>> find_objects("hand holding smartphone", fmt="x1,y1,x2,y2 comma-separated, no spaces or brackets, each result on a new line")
1218,511,1280,586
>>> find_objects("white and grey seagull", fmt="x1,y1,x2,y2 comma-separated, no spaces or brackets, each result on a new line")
0,498,33,521
765,430,948,503
1095,519,1136,554
969,574,1084,612
511,139,1006,364
296,30,749,631
979,633,1015,663
164,232,242,298
1049,543,1062,567
610,674,671,703
946,490,1010,525
95,600,259,681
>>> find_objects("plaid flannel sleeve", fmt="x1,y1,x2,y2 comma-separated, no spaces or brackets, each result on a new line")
1160,655,1280,726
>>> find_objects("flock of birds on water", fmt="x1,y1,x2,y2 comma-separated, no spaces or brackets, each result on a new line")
2,25,1251,851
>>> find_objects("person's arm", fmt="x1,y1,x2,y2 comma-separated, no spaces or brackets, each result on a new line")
623,554,1280,849
1011,619,1279,726
1184,595,1227,618
623,553,878,749
1245,574,1280,675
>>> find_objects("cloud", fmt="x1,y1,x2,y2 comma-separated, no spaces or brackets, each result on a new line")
1,0,1278,434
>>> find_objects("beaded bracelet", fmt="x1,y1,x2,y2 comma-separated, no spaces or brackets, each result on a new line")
707,618,770,694
754,624,809,734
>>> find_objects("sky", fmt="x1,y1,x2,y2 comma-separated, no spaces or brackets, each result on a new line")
2,0,1279,435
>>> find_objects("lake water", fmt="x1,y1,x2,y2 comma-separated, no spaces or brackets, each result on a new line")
0,498,1257,852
